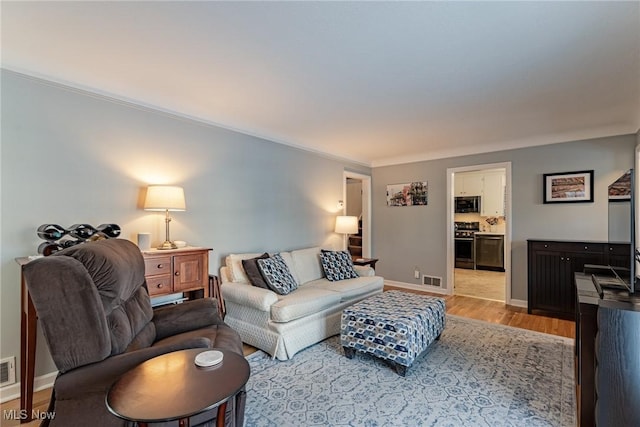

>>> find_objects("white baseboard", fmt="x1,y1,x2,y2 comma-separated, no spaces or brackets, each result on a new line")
0,371,58,403
385,280,529,310
508,299,527,308
384,280,449,295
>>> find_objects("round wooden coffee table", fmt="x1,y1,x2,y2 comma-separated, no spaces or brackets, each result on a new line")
106,348,249,427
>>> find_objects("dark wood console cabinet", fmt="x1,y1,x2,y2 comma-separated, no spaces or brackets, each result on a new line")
575,273,640,427
527,240,630,319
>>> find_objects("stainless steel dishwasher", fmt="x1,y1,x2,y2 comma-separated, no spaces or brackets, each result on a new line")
475,234,505,271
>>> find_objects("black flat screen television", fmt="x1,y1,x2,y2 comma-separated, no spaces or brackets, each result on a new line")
601,169,637,294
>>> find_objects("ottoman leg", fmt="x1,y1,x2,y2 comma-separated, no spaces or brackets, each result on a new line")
393,362,408,377
343,346,356,359
436,333,442,341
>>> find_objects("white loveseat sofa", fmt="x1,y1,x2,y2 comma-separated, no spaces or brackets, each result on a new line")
220,246,384,360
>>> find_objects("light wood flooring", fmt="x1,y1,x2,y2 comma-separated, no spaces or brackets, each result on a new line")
1,288,574,426
386,284,575,339
454,268,506,302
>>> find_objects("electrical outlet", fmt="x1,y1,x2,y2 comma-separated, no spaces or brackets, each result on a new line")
414,268,420,279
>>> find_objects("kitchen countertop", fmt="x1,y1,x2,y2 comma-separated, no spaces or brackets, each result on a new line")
475,231,504,236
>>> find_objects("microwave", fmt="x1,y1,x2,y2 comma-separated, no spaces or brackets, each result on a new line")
455,196,481,213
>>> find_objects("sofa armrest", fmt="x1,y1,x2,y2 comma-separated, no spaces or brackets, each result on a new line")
354,265,375,277
221,282,278,312
153,298,223,341
220,265,233,283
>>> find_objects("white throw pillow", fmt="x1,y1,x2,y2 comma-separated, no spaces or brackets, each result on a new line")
278,252,300,285
225,253,263,283
291,247,323,285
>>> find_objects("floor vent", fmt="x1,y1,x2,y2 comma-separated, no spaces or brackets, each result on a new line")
422,275,442,287
0,357,16,387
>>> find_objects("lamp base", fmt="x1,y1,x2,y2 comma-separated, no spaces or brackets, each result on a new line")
157,240,178,250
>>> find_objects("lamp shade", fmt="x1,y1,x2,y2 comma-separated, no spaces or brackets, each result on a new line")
335,216,358,234
144,186,186,211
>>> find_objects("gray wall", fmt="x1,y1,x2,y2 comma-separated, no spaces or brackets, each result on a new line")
373,135,636,300
0,70,370,378
2,68,636,385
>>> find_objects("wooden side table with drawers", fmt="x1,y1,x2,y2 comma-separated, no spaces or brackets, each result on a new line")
142,247,212,299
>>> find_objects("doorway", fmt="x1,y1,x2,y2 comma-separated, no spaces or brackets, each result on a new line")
447,163,512,304
343,171,371,257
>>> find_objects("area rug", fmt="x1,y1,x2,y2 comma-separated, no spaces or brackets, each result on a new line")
244,315,575,427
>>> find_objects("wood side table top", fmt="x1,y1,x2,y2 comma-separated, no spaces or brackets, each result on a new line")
352,257,379,269
106,348,249,425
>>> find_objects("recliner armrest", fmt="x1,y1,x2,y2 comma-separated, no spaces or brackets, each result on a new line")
153,298,223,341
54,338,210,399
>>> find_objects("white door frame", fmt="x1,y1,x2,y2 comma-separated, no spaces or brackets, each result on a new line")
343,171,372,257
446,162,513,304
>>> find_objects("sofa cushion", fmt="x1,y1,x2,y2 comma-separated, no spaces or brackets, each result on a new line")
258,254,298,295
226,253,263,283
270,287,342,323
311,276,384,301
279,251,300,285
319,250,359,281
291,247,323,284
242,253,270,289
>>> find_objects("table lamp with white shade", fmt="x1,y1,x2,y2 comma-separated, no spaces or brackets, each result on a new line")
143,185,186,250
335,215,359,252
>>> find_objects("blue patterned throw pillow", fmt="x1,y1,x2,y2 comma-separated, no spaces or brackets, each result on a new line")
319,250,359,282
257,253,298,295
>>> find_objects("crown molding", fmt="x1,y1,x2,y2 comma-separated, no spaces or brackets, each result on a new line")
1,66,372,168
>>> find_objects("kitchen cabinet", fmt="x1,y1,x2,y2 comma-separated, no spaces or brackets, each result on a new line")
454,172,483,196
481,171,505,217
527,240,629,319
143,247,211,298
455,170,505,217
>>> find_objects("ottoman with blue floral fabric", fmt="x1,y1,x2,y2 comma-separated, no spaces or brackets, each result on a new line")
340,290,446,376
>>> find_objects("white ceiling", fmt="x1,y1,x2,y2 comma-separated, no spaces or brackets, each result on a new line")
2,1,639,167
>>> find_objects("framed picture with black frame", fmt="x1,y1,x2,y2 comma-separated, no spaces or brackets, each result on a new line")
543,170,594,204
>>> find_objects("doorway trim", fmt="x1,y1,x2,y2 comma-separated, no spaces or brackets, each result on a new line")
343,171,372,257
446,162,513,304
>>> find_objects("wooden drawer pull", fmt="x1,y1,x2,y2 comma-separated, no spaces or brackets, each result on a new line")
156,283,163,288
174,271,180,276
157,264,163,268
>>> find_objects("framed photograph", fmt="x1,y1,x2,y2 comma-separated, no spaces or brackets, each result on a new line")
386,181,428,206
543,170,594,204
608,169,632,201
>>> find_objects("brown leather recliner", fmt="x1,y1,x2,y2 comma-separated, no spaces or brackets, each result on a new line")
24,238,246,427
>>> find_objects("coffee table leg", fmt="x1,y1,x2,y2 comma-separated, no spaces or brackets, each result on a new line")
216,401,228,427
178,418,189,427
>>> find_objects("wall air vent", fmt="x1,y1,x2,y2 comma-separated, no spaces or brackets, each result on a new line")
0,357,16,387
422,275,443,287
